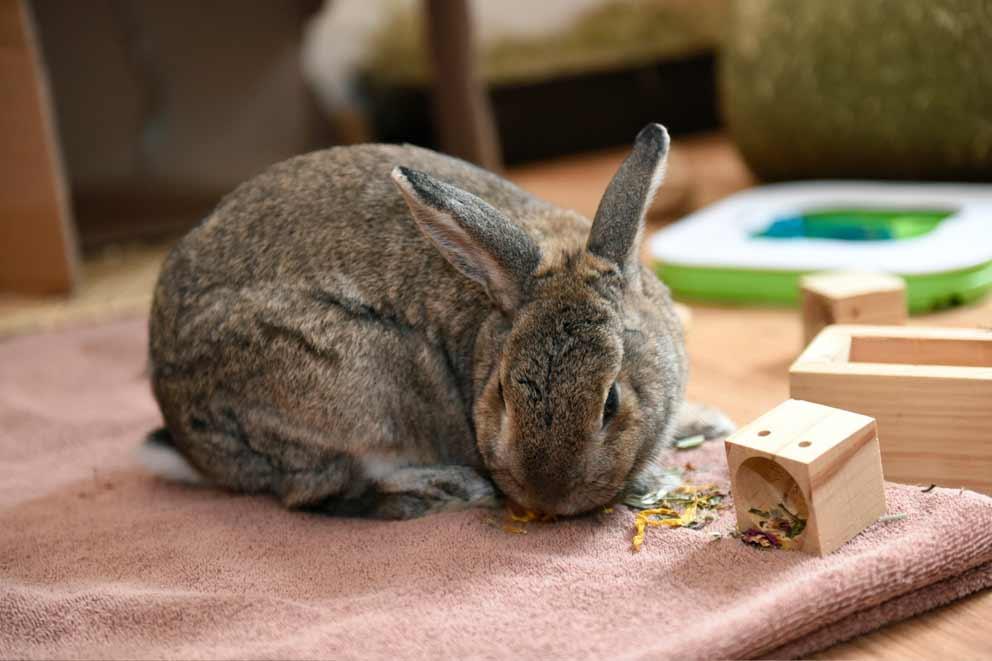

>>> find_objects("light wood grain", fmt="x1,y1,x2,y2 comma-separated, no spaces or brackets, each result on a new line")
791,325,992,494
849,333,992,368
800,272,907,345
726,399,886,555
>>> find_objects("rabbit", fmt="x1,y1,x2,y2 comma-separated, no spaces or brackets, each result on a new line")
142,123,734,519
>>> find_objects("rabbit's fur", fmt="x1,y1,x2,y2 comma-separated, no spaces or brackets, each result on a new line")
146,124,733,519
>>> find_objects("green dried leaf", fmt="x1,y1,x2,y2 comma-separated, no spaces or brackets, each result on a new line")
623,466,685,508
674,434,705,450
879,513,908,523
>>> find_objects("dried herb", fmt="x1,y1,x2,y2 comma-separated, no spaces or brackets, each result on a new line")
631,506,680,551
485,503,556,535
629,483,729,551
623,465,686,509
483,466,729,552
741,528,782,548
922,484,937,493
674,434,705,450
778,502,807,537
741,501,808,550
624,463,728,552
509,509,540,523
878,513,908,523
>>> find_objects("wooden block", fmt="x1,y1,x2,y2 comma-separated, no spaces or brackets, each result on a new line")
800,271,906,345
725,399,886,555
790,325,992,494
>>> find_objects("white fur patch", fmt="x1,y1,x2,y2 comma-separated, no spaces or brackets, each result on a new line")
135,441,206,485
361,453,411,481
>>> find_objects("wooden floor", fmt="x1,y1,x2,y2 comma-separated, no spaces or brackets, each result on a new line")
1,133,989,658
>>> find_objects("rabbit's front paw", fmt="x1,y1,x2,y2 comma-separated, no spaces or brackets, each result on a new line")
374,465,499,519
673,401,736,442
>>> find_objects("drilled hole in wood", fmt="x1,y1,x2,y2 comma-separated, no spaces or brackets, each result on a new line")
757,430,771,437
799,441,812,448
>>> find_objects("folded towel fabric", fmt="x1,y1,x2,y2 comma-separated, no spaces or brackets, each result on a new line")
1,318,990,660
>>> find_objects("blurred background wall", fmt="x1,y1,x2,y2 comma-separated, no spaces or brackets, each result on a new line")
19,0,992,255
31,0,328,248
29,0,731,249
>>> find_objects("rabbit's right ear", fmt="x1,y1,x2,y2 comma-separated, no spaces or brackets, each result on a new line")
586,124,669,276
391,166,540,312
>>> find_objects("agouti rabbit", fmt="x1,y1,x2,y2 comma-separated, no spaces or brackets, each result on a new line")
143,124,732,518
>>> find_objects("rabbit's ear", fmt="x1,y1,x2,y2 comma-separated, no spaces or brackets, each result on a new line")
586,124,669,275
391,166,540,311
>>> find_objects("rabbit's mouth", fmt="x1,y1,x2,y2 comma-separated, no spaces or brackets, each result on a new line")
487,467,528,502
547,486,623,517
490,467,620,517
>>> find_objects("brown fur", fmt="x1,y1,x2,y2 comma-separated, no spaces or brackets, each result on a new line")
147,124,730,518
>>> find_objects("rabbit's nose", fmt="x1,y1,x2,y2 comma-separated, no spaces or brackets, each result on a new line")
521,472,575,514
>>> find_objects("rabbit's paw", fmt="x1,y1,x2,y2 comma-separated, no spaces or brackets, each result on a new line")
374,465,499,519
673,401,735,442
625,460,683,499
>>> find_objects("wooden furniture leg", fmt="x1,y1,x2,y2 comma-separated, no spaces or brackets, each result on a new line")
0,0,78,295
424,0,502,172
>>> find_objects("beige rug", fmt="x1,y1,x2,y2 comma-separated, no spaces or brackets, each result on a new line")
0,242,169,338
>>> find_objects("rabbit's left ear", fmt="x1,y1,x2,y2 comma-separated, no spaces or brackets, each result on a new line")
392,166,541,311
586,123,669,276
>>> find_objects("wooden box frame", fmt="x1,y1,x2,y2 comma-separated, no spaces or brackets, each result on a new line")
790,325,992,494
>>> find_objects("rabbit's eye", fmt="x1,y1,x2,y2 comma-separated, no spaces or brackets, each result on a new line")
498,380,504,404
603,382,620,426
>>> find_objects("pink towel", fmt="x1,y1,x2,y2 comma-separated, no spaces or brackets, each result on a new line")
2,318,991,660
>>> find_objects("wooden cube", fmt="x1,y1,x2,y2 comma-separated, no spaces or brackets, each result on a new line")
800,271,907,345
791,325,992,494
725,399,886,555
